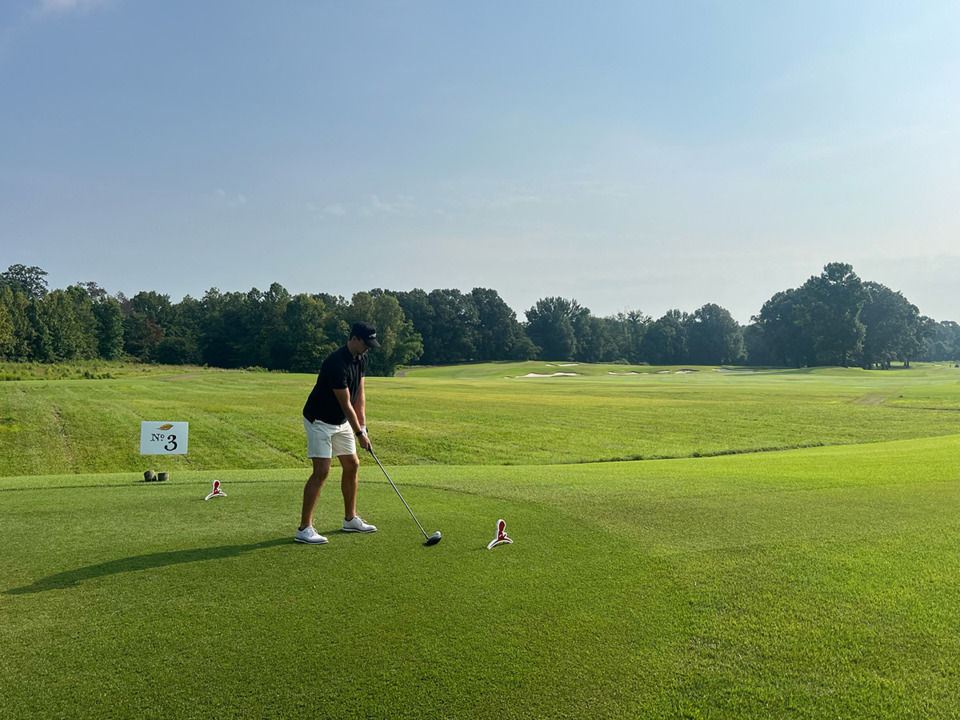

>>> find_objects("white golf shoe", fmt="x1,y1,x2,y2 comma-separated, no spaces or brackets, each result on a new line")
295,525,328,544
342,516,377,533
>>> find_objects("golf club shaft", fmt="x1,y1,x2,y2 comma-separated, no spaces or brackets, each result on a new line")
368,449,429,540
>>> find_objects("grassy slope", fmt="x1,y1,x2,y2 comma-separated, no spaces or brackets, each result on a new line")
1,436,958,719
0,363,957,475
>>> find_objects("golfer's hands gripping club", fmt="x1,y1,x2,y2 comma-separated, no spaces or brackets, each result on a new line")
356,428,372,452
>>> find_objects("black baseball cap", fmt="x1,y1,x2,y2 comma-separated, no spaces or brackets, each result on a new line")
351,321,381,348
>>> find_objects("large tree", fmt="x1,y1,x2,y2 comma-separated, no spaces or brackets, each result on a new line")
641,310,688,365
685,303,745,365
41,287,99,361
573,314,618,363
859,282,922,369
1,264,48,299
92,296,125,360
282,294,335,374
0,284,33,359
750,288,814,367
470,288,536,362
423,289,478,365
802,262,868,367
923,321,960,363
607,310,650,365
525,297,586,361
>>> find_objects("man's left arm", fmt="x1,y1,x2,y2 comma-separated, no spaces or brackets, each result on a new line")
354,377,367,431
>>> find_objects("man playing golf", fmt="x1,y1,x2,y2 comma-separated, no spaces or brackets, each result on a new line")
296,321,380,545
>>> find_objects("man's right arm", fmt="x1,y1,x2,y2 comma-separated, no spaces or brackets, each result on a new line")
333,387,371,451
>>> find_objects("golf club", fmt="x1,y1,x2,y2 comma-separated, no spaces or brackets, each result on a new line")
368,448,442,546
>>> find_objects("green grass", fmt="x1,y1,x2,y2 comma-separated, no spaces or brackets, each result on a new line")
1,436,956,718
0,363,956,475
1,362,957,718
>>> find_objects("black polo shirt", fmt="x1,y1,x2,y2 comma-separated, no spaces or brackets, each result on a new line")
302,345,368,425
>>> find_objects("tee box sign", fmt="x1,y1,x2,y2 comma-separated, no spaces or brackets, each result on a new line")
140,422,189,455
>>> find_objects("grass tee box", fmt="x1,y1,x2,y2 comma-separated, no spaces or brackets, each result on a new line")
0,362,957,718
0,436,957,718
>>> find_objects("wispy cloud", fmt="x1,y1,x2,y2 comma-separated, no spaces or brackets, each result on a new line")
310,194,418,219
213,188,248,209
358,194,417,217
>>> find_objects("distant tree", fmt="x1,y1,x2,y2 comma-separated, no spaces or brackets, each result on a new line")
41,286,98,361
92,296,125,360
117,290,176,361
641,310,688,365
908,316,937,368
197,289,251,368
606,310,650,365
77,281,108,301
283,294,335,373
343,292,423,376
421,289,478,364
0,298,12,354
573,314,618,363
685,303,745,365
162,295,205,365
1,264,48,299
0,284,31,359
859,282,923,369
130,290,174,326
390,289,434,359
750,288,814,367
241,283,292,369
152,332,202,365
742,322,773,366
802,262,867,367
525,297,585,361
922,320,960,363
470,288,536,361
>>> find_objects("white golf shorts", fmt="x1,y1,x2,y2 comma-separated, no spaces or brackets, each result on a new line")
303,417,356,459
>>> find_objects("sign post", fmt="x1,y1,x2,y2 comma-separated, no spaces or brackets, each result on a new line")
140,422,189,456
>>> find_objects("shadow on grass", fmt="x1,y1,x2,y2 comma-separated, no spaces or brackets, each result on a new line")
4,537,290,595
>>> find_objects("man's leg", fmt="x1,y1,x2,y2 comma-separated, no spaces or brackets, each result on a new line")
338,453,360,520
300,457,332,530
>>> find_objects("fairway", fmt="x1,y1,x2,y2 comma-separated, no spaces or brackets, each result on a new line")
1,364,958,718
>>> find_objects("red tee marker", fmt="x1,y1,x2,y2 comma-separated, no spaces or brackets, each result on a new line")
487,519,513,549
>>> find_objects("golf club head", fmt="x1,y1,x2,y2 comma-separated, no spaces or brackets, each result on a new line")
425,531,441,546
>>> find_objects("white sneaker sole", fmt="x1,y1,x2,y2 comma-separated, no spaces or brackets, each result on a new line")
295,536,328,544
341,527,376,533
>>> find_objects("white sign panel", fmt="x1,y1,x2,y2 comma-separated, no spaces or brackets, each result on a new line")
140,422,189,455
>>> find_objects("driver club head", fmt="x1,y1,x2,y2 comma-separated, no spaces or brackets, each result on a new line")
425,531,442,546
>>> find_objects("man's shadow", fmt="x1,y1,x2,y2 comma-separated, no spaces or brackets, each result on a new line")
5,538,290,595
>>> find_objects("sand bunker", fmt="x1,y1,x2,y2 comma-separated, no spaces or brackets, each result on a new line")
515,372,579,378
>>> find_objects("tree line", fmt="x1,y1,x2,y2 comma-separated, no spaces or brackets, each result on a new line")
1,262,957,375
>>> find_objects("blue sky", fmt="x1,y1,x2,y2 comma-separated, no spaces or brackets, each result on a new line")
2,0,958,323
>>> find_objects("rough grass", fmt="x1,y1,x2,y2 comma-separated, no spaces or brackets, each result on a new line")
1,436,956,719
0,363,956,475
